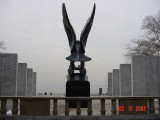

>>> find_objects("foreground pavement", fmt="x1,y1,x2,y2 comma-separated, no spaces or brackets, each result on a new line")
0,114,160,120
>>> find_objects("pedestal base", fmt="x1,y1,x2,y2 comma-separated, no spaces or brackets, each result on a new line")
66,74,90,108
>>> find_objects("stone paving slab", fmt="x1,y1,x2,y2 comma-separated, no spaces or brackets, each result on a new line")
0,114,160,120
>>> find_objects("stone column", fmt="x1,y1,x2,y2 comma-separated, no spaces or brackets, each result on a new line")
108,72,112,96
17,63,27,96
27,68,33,96
32,72,37,96
146,56,160,96
131,56,148,96
120,64,131,96
112,69,120,96
0,53,18,96
132,55,160,96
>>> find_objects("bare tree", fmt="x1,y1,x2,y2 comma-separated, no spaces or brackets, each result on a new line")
125,10,160,59
0,41,6,52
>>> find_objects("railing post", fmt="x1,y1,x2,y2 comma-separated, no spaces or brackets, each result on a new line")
53,99,58,115
76,100,81,115
100,99,106,115
64,100,69,116
111,98,117,115
87,99,92,116
12,99,18,115
0,99,7,115
149,99,155,114
159,99,160,113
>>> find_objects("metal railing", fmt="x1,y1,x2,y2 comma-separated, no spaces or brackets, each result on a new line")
0,96,160,116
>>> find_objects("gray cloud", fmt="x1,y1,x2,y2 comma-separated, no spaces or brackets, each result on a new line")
0,0,159,93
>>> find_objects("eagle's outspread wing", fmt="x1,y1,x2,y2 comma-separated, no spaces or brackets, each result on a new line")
62,3,76,51
80,4,96,51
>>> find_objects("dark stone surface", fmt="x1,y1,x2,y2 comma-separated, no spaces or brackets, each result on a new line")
118,99,148,115
62,3,95,62
66,76,90,108
63,3,95,108
20,98,50,116
63,3,96,77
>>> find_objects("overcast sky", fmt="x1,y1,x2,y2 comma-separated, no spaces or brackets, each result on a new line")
0,0,159,93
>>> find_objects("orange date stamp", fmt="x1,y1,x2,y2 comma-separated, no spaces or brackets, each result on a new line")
117,106,147,111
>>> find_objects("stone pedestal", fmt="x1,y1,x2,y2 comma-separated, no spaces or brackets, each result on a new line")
66,73,90,108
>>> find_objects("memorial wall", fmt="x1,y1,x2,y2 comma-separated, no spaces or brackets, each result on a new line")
108,55,160,96
0,53,37,96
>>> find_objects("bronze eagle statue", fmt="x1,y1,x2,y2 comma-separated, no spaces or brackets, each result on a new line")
62,3,96,76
